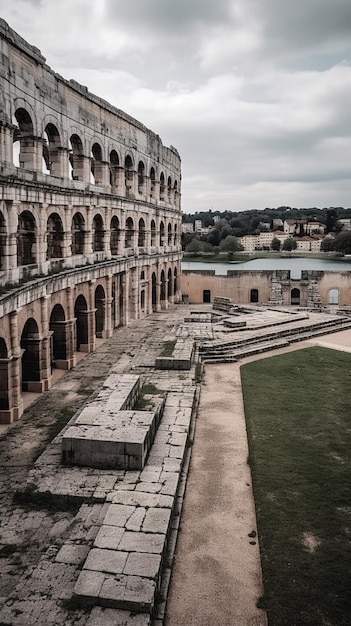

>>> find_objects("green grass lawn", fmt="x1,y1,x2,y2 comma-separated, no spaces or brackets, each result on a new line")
241,347,351,626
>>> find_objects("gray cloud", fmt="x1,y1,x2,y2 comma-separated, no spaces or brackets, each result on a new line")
0,0,350,211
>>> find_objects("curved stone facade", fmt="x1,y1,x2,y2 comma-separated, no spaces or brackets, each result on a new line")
0,20,182,423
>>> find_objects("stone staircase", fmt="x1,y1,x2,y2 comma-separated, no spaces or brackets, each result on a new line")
199,316,351,363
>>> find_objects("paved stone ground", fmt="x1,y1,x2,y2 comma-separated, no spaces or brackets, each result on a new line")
0,306,195,626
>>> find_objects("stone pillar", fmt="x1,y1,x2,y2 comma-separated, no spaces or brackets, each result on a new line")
9,310,23,421
87,281,96,352
65,287,76,367
83,207,93,256
0,123,14,164
104,275,113,338
116,166,126,196
39,296,52,391
73,154,91,183
121,272,129,326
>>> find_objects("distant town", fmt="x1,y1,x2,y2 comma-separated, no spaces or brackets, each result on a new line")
182,207,351,254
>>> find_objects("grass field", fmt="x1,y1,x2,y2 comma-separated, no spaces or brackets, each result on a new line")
241,347,351,626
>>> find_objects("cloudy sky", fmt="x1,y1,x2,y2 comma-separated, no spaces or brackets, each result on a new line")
1,0,351,213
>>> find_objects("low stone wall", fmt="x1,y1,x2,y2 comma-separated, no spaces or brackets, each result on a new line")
155,338,194,370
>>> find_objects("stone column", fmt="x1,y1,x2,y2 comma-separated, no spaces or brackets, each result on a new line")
65,287,76,367
39,296,52,391
9,310,23,421
104,275,113,338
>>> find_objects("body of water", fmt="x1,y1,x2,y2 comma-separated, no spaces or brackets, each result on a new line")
182,257,351,279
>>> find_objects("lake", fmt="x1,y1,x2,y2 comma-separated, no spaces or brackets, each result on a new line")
182,257,351,279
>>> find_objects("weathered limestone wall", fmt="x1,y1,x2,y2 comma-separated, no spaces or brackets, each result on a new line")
0,20,182,423
181,269,351,307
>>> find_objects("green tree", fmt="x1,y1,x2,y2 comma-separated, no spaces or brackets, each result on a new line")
332,231,351,255
185,237,203,255
219,235,242,259
271,237,281,251
320,238,335,252
282,238,297,251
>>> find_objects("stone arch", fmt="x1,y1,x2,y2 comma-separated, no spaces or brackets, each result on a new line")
174,223,178,246
167,222,172,245
47,212,63,259
69,133,84,180
167,267,172,299
160,171,165,201
291,287,300,306
152,272,157,311
17,210,36,266
72,212,85,255
173,267,178,295
12,107,35,169
43,123,61,176
0,211,5,270
250,288,259,303
167,176,172,202
160,269,166,302
159,221,165,247
125,216,134,248
150,166,156,198
21,317,40,389
49,304,67,364
138,160,145,195
0,337,9,410
124,154,134,197
74,294,88,351
110,216,120,255
92,214,104,252
91,141,104,185
110,149,119,190
138,218,146,247
151,219,156,246
95,284,105,338
329,288,339,305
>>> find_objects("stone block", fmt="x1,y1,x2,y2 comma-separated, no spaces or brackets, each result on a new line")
55,544,90,565
99,573,155,613
84,548,128,575
74,570,105,604
118,531,165,554
142,508,171,535
103,504,136,527
86,607,151,626
94,526,125,550
110,491,173,509
124,552,162,579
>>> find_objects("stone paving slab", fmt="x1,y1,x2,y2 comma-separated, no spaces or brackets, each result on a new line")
86,607,151,625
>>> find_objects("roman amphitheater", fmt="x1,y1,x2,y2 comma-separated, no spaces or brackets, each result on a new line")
2,19,351,626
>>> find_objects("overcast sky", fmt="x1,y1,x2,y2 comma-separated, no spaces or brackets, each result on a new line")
1,0,351,213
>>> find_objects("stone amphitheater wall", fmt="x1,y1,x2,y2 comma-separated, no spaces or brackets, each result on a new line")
0,20,182,423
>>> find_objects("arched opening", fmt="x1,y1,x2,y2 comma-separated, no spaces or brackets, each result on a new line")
74,295,88,351
110,150,119,190
42,123,61,176
93,214,104,252
110,216,120,255
138,218,146,247
159,221,165,247
47,213,63,259
138,161,145,195
49,304,67,365
0,212,5,270
72,212,85,255
167,268,172,299
167,176,172,201
95,285,105,338
125,155,133,197
203,289,211,303
174,268,178,296
291,288,300,305
151,219,156,246
174,223,178,246
167,223,172,245
250,288,259,303
125,217,134,248
17,211,36,266
150,167,156,198
69,134,84,180
0,338,9,410
91,142,103,185
160,172,165,201
152,272,157,311
13,108,34,169
21,318,40,390
160,269,166,302
329,288,339,305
